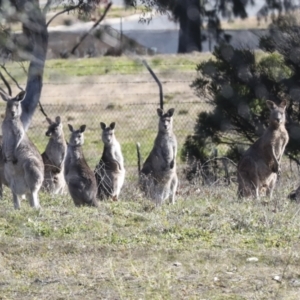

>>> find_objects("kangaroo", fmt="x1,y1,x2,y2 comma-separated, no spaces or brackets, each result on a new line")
64,124,98,207
137,108,178,205
237,100,289,199
41,116,67,194
0,90,44,209
0,136,9,198
94,122,125,201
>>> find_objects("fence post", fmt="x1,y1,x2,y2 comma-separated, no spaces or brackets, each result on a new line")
142,60,163,110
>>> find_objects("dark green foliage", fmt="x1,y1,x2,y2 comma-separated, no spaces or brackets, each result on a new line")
183,15,300,180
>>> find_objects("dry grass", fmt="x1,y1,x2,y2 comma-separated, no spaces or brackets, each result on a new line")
1,54,211,171
0,161,300,299
1,55,300,299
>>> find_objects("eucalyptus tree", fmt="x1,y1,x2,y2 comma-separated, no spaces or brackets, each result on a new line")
124,0,296,53
0,0,103,130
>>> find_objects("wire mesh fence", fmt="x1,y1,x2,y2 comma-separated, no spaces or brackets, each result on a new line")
1,58,297,188
0,59,216,182
24,100,209,181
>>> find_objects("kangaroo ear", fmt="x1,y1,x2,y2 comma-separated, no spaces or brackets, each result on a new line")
157,108,164,117
279,100,287,109
0,90,10,102
266,100,276,110
167,108,175,117
55,116,61,124
15,90,26,102
80,125,86,133
110,122,116,130
100,122,106,130
46,117,53,125
68,124,74,132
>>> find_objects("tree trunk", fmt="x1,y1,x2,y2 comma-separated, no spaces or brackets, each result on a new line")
177,0,201,53
16,1,48,130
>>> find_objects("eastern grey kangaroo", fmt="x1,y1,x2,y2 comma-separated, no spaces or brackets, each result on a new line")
42,116,67,194
0,136,8,198
137,108,178,205
94,122,125,201
237,100,289,199
0,90,44,209
64,124,98,207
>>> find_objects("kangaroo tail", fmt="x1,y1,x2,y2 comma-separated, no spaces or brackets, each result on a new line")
136,142,141,174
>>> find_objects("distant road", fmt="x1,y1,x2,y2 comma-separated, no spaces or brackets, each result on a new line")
42,0,266,32
40,0,265,15
39,0,124,6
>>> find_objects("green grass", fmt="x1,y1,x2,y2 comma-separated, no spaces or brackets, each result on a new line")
3,54,209,84
1,173,300,299
1,29,300,300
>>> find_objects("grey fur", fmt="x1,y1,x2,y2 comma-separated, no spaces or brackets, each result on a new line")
94,122,125,201
41,116,67,194
0,90,44,209
237,100,289,199
0,136,8,198
138,108,178,205
64,124,98,207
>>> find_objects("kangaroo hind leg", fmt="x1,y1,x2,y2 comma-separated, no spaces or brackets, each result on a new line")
26,191,40,209
13,192,21,209
169,175,178,205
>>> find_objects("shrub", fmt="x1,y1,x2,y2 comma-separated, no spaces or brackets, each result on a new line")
183,15,300,181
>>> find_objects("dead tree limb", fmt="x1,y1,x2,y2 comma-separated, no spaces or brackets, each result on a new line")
38,101,48,118
46,1,83,27
142,60,164,110
1,64,23,91
0,71,11,95
18,62,28,76
0,86,7,94
70,2,113,55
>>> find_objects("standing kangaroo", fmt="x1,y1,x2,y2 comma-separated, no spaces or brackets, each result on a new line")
237,100,289,199
42,116,67,194
0,136,9,198
137,108,178,205
64,124,98,207
0,90,44,209
94,122,125,201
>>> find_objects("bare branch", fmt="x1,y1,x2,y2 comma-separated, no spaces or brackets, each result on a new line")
38,101,48,118
0,71,11,96
46,1,83,27
0,64,23,91
70,2,113,55
18,62,28,76
0,86,7,94
142,60,163,109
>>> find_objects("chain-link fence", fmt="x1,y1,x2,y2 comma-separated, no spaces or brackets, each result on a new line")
25,101,209,181
1,60,214,181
